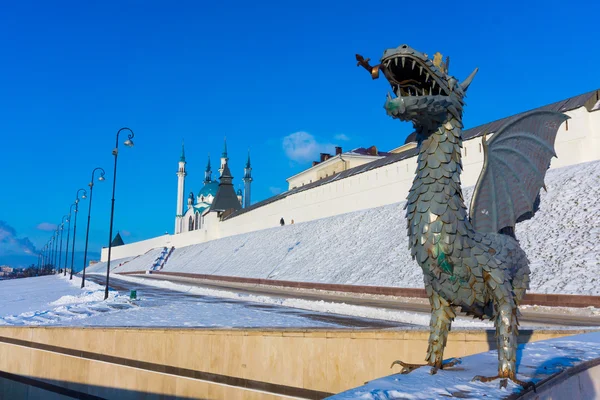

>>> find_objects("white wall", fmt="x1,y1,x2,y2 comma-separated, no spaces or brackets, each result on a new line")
101,106,599,262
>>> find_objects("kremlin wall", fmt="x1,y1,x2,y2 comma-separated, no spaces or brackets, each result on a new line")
100,89,600,262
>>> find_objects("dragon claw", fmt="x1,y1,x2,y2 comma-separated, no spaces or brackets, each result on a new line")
390,360,425,374
471,374,536,392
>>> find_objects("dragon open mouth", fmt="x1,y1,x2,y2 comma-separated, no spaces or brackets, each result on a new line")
381,55,450,98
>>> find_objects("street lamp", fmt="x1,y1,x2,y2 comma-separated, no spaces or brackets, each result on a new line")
70,189,87,280
58,215,68,274
105,127,135,300
53,228,59,273
81,167,105,288
64,203,76,276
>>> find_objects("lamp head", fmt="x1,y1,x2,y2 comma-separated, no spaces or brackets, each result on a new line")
98,175,105,181
124,139,134,148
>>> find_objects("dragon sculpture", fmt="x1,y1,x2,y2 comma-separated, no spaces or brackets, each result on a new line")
356,44,568,389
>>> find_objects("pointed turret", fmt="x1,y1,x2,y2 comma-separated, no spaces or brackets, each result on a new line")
180,140,186,162
111,232,125,247
204,154,212,184
210,159,242,214
242,149,253,208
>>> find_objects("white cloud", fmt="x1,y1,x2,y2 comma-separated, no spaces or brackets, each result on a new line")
0,221,36,254
36,222,57,231
282,131,335,163
334,133,350,141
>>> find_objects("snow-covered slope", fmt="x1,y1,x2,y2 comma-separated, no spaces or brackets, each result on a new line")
96,161,600,295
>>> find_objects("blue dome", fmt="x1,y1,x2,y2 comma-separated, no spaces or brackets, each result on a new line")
198,181,219,198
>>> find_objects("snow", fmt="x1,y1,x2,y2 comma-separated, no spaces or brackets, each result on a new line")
327,331,600,399
0,274,354,328
106,273,493,328
93,160,600,295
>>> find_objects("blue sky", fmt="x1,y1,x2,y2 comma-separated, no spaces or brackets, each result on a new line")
0,0,598,268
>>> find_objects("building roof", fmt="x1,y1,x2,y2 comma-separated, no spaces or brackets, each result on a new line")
226,88,598,221
209,162,242,213
348,146,393,157
198,181,219,198
404,89,600,144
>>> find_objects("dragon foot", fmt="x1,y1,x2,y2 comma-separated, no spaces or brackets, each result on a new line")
390,360,425,374
391,358,462,375
471,373,535,392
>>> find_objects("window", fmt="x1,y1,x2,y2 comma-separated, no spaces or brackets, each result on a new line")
565,120,569,131
464,147,468,156
188,216,193,231
195,213,199,229
479,143,482,152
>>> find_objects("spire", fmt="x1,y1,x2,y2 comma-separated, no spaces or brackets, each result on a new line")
180,140,186,162
219,137,229,177
243,149,252,208
222,137,228,158
204,154,212,184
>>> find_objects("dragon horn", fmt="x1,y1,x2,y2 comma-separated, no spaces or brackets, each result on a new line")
460,67,479,92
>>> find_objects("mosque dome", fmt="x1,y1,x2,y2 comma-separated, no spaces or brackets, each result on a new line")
198,181,219,199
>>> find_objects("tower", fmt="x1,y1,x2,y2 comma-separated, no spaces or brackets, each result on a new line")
242,149,253,208
204,154,212,184
219,137,228,177
175,141,187,234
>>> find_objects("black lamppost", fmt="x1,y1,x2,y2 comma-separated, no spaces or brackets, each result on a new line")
49,235,54,273
58,215,68,274
64,203,76,276
81,167,105,288
70,189,87,280
53,228,59,272
104,127,135,300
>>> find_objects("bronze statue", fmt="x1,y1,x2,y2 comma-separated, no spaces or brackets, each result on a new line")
356,44,568,389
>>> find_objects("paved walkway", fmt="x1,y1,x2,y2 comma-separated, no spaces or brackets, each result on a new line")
124,274,600,328
86,274,413,329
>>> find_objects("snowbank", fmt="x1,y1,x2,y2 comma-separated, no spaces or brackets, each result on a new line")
95,160,600,295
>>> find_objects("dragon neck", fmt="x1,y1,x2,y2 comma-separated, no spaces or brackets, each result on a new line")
407,115,471,256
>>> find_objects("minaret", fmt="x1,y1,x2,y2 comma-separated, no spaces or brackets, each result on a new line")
175,141,187,234
204,154,212,184
242,149,253,208
219,137,228,177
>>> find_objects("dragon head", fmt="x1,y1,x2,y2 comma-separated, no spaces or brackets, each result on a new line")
357,44,478,133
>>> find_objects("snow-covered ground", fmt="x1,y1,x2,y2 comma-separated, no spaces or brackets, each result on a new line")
0,274,344,328
92,160,600,295
328,331,600,399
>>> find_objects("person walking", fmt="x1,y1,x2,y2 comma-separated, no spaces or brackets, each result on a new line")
280,217,285,226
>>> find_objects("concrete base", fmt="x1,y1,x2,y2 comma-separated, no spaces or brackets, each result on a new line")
327,331,600,400
0,327,595,399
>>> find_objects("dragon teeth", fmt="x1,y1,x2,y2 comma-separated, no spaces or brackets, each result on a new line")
402,57,406,68
432,81,436,89
425,73,430,82
394,58,398,66
419,66,423,75
412,60,416,70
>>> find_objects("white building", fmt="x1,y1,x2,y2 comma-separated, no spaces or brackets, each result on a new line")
101,89,600,262
174,139,251,235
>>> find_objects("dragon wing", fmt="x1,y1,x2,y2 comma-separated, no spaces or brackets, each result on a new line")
469,110,569,233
